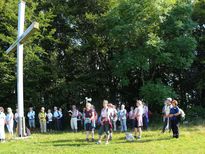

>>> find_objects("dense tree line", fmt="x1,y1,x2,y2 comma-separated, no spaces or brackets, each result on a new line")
0,0,204,115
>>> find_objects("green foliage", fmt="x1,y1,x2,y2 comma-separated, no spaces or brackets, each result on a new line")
139,82,177,109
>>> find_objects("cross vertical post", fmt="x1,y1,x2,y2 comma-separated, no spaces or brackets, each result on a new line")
5,0,39,137
17,0,26,137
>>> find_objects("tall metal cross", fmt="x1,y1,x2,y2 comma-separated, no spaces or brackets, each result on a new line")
6,0,39,137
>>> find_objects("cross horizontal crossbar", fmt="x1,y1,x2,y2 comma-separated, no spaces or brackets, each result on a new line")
6,21,39,54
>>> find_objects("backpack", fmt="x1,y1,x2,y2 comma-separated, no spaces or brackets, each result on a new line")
179,108,185,120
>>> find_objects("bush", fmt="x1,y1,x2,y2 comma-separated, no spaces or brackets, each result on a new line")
186,106,205,121
139,81,177,111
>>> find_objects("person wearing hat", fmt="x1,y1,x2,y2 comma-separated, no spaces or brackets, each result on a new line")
162,98,172,133
169,100,180,138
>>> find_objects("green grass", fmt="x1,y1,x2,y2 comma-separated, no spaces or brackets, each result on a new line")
1,125,205,154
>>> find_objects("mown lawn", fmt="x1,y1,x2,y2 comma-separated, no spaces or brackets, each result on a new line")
1,125,205,154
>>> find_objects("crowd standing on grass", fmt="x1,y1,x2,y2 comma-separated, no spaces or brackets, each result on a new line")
0,97,185,144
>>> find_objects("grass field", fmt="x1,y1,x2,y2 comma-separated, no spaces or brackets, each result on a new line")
1,125,205,154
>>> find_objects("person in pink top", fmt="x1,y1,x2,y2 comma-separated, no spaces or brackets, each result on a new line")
129,106,135,131
134,100,143,140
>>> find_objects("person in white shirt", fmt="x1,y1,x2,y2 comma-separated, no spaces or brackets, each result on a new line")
162,98,172,133
70,105,79,132
6,108,14,139
0,107,6,143
134,100,143,140
46,109,53,132
97,100,111,145
27,107,35,130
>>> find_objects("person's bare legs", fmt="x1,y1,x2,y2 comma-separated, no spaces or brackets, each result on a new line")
86,131,89,141
91,130,94,141
138,127,142,139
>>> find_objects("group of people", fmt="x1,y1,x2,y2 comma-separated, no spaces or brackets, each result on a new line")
29,106,63,133
0,97,184,144
0,107,14,142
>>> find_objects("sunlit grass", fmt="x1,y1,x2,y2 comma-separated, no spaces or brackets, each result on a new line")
1,125,205,154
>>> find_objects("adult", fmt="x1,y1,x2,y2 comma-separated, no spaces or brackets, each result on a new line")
27,107,36,130
111,105,118,132
169,100,180,138
6,108,14,139
58,108,63,130
134,100,143,140
97,100,111,145
162,98,172,133
0,107,5,143
142,103,149,130
84,103,95,142
119,104,127,132
46,109,53,132
14,109,19,134
53,107,61,131
129,106,135,131
38,107,47,133
70,105,79,132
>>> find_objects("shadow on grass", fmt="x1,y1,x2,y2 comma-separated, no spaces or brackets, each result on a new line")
116,136,172,144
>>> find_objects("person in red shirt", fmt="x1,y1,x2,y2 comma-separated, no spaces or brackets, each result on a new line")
84,103,95,142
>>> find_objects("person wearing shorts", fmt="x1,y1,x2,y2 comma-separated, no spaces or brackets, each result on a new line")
97,100,111,145
84,103,95,142
134,100,143,140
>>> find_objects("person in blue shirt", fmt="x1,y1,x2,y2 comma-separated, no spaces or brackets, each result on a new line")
169,100,180,138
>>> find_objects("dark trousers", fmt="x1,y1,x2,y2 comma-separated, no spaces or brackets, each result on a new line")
54,119,61,130
130,119,135,130
170,119,179,138
143,116,148,130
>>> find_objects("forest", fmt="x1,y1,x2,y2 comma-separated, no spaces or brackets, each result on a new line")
0,0,205,118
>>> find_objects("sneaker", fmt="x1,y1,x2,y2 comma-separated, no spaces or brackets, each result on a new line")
86,138,89,142
96,141,101,144
137,136,141,140
105,141,109,145
92,138,95,142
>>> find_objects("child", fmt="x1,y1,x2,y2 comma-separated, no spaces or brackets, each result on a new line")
0,107,5,143
134,100,143,140
47,109,53,132
97,100,111,145
169,100,180,138
6,108,14,139
38,107,47,133
84,103,95,142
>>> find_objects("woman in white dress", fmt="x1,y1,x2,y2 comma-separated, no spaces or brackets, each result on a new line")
6,108,14,139
0,107,6,142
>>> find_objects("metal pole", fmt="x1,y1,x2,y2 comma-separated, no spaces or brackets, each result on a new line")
17,0,25,137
